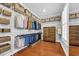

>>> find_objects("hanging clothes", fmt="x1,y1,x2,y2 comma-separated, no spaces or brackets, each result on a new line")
39,24,41,29
23,16,28,29
36,22,39,30
23,35,30,46
34,21,37,30
15,36,24,48
32,20,35,29
15,36,23,48
38,23,41,30
28,18,32,29
38,23,39,30
15,14,24,28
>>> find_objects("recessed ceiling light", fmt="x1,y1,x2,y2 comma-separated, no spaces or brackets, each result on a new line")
43,9,46,13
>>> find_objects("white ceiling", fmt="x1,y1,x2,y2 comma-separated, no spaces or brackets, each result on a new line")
23,3,65,19
69,3,79,13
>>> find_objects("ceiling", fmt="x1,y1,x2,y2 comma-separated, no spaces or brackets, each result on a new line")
23,3,65,19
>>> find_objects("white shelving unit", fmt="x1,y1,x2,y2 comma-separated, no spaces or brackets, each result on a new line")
0,4,12,56
0,4,41,56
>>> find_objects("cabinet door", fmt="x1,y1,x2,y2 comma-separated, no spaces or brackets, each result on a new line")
43,27,56,43
49,27,56,42
43,27,49,37
69,25,79,46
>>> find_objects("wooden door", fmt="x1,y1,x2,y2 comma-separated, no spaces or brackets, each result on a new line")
69,25,79,46
43,27,56,42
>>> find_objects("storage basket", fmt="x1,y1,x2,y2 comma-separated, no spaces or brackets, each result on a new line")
1,3,14,8
0,17,10,24
2,29,10,32
0,36,11,43
69,13,76,19
3,9,12,16
0,8,2,14
14,3,25,15
0,44,11,54
0,29,2,32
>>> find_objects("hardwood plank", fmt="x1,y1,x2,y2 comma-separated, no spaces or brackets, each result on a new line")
14,40,65,56
69,46,79,56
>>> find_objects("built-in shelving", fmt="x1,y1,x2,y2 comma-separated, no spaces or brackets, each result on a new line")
0,4,41,56
0,4,12,56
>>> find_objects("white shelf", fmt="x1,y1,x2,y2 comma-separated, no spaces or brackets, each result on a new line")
0,33,12,37
0,46,27,56
0,41,11,45
14,30,41,36
0,15,11,19
12,46,28,55
0,49,12,56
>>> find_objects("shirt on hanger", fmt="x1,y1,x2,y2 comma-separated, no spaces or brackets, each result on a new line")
28,18,32,29
23,16,28,29
15,14,24,28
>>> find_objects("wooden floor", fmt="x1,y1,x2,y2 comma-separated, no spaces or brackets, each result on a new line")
15,40,65,56
69,46,79,56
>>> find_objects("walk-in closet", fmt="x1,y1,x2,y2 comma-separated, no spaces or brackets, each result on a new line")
0,3,69,56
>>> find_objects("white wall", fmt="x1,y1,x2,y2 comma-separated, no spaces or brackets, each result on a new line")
61,3,69,56
69,3,79,13
41,21,61,42
69,3,79,26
